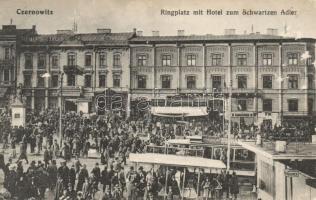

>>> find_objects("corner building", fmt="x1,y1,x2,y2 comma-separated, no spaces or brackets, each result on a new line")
129,32,316,126
17,29,134,113
0,25,37,112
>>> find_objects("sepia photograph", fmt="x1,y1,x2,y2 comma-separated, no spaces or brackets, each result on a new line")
0,0,316,199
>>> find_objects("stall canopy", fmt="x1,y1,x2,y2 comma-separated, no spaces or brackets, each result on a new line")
151,107,208,117
129,153,226,169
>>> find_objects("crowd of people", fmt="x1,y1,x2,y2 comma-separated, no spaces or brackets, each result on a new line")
0,109,242,200
1,156,240,200
0,107,314,199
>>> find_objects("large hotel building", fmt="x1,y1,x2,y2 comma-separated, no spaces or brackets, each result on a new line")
0,25,315,127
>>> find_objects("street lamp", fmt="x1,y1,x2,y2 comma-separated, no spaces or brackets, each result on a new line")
40,72,63,144
277,76,289,125
59,72,64,146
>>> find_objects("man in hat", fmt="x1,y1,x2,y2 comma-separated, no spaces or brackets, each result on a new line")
77,164,89,192
58,160,69,188
126,166,138,200
43,146,51,167
91,162,101,189
17,141,28,164
137,166,146,198
47,160,58,190
69,164,76,189
5,164,17,197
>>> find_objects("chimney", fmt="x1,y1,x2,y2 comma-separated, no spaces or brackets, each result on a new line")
152,31,159,37
177,30,185,36
97,28,111,34
57,30,74,34
2,25,16,32
32,25,36,31
136,31,143,36
133,28,136,34
267,28,278,36
224,29,236,35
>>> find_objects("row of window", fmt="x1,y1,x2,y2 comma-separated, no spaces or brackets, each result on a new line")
236,98,300,112
136,52,312,67
134,74,314,89
24,53,121,69
22,52,311,69
23,73,314,90
23,74,122,88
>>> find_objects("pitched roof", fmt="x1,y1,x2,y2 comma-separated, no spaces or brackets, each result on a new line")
21,32,135,46
0,25,36,36
130,34,315,43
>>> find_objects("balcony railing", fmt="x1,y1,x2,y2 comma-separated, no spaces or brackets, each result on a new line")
63,65,84,75
0,59,14,68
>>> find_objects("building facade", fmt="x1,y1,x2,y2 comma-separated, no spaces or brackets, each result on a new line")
0,25,36,112
2,24,315,126
129,30,316,126
17,28,134,114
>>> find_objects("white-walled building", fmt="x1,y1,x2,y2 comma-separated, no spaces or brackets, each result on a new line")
239,140,316,200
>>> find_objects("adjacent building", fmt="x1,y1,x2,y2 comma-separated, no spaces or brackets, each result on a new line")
239,140,316,200
17,28,135,114
1,24,315,127
129,29,316,126
0,25,37,113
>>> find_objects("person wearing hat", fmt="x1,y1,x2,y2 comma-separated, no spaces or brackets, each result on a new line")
91,163,101,190
17,140,28,164
77,164,88,192
137,166,146,198
69,164,76,189
10,134,17,158
57,161,69,189
5,164,17,197
52,139,60,159
47,160,58,191
43,146,51,167
126,166,137,200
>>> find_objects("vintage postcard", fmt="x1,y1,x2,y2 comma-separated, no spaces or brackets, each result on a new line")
0,0,316,199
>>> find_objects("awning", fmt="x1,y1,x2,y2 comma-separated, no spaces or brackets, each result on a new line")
129,153,226,169
65,98,92,103
151,107,208,117
0,88,8,98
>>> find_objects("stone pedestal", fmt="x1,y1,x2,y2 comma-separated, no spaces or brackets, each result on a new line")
11,98,26,127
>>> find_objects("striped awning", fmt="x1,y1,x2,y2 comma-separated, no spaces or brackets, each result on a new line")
151,106,208,117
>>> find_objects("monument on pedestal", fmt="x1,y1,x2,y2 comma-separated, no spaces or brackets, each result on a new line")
11,86,26,127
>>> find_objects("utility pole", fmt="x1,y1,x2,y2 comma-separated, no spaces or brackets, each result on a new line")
59,72,64,146
227,80,232,171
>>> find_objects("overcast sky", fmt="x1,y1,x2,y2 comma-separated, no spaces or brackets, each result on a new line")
1,0,316,37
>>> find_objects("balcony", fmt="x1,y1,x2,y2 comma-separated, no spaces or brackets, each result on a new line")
180,66,203,73
131,65,153,73
63,65,84,75
0,81,13,87
156,65,177,73
232,87,257,93
61,86,81,96
0,59,14,69
179,88,205,94
258,65,279,73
